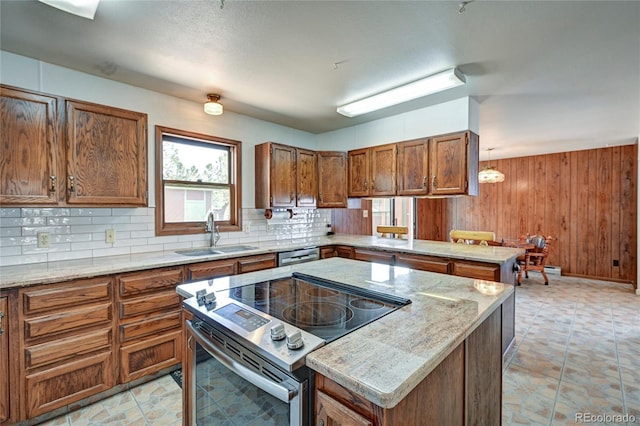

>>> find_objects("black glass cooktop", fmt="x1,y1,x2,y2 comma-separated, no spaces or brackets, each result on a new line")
218,273,411,342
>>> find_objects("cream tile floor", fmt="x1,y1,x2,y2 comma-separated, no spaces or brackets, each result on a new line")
39,274,639,426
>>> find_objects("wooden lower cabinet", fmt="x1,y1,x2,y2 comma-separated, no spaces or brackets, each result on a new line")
185,253,276,281
116,267,183,383
353,248,394,265
0,295,9,423
320,246,337,259
315,308,501,426
18,277,115,419
237,253,276,273
452,260,500,281
395,253,451,274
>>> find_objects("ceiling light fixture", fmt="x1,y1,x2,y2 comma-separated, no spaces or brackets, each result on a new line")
38,0,100,20
478,148,505,183
336,68,466,118
204,94,223,115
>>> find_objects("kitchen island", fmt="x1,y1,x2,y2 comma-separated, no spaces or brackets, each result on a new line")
178,257,512,425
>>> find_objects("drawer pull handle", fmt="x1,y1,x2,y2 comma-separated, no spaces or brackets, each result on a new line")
49,176,57,193
68,176,76,193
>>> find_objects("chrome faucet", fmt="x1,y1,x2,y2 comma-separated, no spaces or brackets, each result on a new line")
205,210,221,247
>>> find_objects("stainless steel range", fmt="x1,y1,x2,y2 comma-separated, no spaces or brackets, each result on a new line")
183,272,411,426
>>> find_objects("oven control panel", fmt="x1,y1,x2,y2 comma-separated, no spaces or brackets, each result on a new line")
215,303,269,332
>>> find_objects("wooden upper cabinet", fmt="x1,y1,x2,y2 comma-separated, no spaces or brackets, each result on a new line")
317,151,347,208
255,142,320,208
348,144,397,197
370,143,397,196
296,148,317,207
347,148,370,197
429,131,479,196
397,138,429,196
0,85,148,207
0,86,61,205
66,100,147,206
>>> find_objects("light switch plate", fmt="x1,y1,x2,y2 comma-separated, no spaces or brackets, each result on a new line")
362,210,369,218
105,229,116,243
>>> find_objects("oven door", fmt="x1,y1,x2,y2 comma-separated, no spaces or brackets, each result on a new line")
186,320,308,426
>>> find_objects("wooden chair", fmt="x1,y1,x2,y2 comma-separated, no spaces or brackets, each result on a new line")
517,235,553,285
449,230,496,246
376,225,408,239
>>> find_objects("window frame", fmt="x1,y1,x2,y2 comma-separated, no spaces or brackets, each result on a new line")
155,125,242,236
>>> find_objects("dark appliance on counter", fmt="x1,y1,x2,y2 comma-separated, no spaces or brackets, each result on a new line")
183,272,411,426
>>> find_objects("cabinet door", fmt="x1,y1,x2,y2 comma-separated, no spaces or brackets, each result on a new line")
429,131,479,196
186,259,237,281
394,253,450,274
0,86,60,205
370,143,396,196
237,254,277,274
66,100,147,206
317,151,347,208
320,246,336,259
316,391,373,426
353,248,394,265
397,139,429,196
270,144,296,207
0,296,8,423
347,148,370,197
296,148,317,207
452,261,500,281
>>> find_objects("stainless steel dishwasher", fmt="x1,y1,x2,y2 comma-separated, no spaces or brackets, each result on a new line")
277,247,320,266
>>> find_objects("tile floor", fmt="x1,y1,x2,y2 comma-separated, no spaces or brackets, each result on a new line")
38,274,639,426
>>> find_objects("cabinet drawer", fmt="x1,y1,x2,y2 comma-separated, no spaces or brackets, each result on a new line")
24,303,112,340
26,328,112,370
119,310,181,343
119,291,181,320
353,249,394,265
25,351,114,418
120,330,181,383
320,246,337,259
452,261,500,281
117,267,183,297
237,254,276,273
395,254,451,274
21,278,112,315
187,259,237,281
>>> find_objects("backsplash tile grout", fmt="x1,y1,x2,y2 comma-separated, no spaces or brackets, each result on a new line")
0,207,332,266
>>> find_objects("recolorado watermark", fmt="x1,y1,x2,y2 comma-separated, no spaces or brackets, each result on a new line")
575,412,637,423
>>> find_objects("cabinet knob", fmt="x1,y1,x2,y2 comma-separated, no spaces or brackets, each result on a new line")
68,176,76,193
318,420,324,426
49,176,57,193
0,311,4,336
364,180,368,190
431,175,437,191
423,176,427,188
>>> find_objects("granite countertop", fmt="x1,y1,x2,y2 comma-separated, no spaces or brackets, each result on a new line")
177,257,513,409
0,234,522,289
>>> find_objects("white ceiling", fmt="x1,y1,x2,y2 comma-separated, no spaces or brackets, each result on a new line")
1,0,638,160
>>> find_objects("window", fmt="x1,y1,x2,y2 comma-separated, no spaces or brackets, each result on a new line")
371,197,414,237
155,126,241,235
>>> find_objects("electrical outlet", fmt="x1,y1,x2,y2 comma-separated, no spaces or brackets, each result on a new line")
37,232,50,248
243,223,251,233
105,229,116,243
362,210,369,218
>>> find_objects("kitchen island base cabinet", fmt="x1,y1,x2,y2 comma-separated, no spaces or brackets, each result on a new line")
0,295,10,423
315,308,501,426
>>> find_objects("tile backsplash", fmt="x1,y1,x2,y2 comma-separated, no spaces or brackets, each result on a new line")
0,207,332,266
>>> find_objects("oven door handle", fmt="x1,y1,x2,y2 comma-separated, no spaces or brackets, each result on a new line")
186,320,298,403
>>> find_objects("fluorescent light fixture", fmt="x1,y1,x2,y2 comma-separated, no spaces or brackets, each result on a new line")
337,68,466,117
38,0,100,19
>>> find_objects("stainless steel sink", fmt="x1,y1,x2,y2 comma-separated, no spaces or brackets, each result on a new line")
175,245,258,256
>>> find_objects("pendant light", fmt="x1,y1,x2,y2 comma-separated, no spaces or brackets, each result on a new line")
204,94,223,115
478,148,505,183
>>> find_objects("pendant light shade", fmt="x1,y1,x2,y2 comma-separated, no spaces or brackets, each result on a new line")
478,148,505,183
204,94,223,115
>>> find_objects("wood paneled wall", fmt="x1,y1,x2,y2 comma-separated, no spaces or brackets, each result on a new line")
331,199,372,235
417,144,637,285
